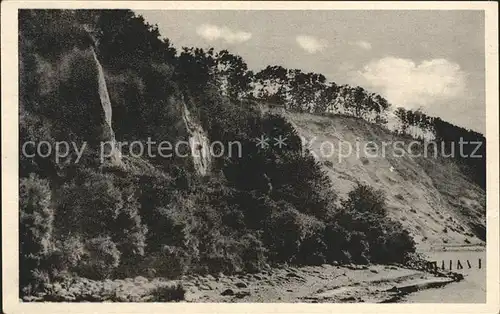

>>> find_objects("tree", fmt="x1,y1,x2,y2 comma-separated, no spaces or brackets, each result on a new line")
215,50,253,100
352,86,367,117
175,47,217,93
316,82,339,113
96,10,176,70
254,65,289,104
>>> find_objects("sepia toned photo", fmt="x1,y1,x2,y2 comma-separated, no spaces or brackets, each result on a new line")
2,1,499,313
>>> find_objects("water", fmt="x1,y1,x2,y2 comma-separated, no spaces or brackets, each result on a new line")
402,249,486,303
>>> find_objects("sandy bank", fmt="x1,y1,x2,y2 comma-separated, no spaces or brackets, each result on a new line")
182,263,457,303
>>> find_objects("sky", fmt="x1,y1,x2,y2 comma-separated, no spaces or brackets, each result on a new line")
136,10,485,134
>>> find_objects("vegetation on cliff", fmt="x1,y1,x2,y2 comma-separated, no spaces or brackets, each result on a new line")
18,9,483,300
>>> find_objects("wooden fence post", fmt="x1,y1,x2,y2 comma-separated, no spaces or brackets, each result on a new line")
479,258,482,269
449,259,453,270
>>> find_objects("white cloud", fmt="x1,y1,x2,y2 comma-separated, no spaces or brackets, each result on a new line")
357,57,466,108
350,40,372,50
196,24,252,44
296,35,328,54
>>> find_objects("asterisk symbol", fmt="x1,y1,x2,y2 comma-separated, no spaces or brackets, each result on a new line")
274,135,288,148
255,134,270,149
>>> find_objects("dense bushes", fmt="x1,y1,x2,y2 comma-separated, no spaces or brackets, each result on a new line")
56,169,147,257
79,236,121,280
264,206,327,265
19,174,55,294
20,162,415,296
335,183,416,264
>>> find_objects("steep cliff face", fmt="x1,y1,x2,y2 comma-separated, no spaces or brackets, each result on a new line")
25,37,123,165
90,46,121,163
20,25,122,163
280,111,485,249
181,102,211,176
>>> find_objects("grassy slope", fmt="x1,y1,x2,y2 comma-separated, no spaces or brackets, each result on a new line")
282,111,485,250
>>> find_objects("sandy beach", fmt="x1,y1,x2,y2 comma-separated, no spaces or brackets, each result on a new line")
181,263,457,303
402,247,486,303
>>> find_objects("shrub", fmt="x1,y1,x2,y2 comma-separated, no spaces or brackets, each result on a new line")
240,233,268,272
111,177,148,259
263,204,301,263
198,235,246,274
19,173,55,294
20,174,54,255
375,220,416,264
295,218,327,265
342,183,387,216
19,112,58,177
403,252,428,270
152,246,191,279
55,235,87,272
57,169,147,260
56,170,124,237
337,182,416,264
263,204,326,264
78,236,121,280
345,231,370,264
322,222,352,263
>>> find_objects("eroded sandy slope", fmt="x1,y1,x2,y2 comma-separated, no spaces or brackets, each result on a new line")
284,112,485,248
